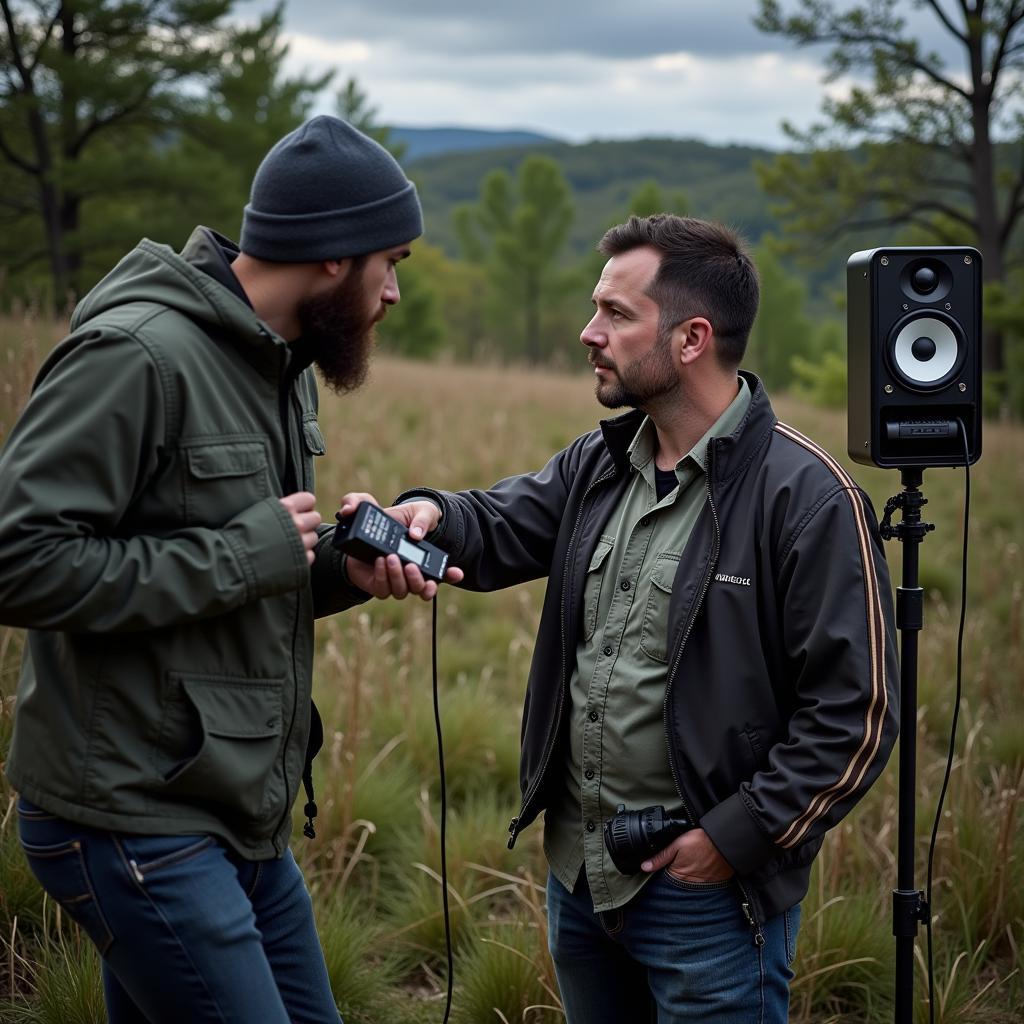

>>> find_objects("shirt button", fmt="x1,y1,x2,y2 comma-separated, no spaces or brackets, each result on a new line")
584,768,595,780
586,820,596,832
588,710,599,722
603,645,614,657
641,516,651,528
620,580,630,591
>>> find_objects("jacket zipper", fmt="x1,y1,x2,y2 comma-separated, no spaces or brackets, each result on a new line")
272,380,305,854
507,468,616,849
662,440,765,942
738,881,767,946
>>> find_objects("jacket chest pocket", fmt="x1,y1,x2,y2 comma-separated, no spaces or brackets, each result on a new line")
581,536,615,642
182,439,271,525
640,552,681,663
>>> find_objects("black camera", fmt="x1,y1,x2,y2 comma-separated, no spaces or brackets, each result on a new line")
602,803,692,875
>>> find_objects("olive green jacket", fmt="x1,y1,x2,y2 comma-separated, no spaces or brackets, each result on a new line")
0,229,364,858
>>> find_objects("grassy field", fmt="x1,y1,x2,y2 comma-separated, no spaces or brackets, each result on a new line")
1,312,1022,1022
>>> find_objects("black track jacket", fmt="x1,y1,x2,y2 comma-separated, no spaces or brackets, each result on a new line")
399,372,899,924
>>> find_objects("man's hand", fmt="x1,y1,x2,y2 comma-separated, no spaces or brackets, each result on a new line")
280,492,321,565
336,492,462,601
640,828,735,883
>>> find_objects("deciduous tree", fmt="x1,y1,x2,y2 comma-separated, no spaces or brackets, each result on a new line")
755,0,1024,373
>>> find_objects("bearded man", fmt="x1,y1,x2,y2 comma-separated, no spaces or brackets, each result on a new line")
0,116,458,1024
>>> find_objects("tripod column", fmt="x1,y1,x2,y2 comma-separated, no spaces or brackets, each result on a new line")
891,468,931,1024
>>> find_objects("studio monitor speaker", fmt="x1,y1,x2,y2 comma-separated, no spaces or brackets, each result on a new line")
847,246,982,468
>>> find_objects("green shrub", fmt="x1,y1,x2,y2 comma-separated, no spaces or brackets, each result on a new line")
1,932,105,1024
791,351,847,410
316,898,402,1024
453,923,561,1024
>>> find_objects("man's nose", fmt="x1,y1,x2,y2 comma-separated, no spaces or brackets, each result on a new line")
383,270,400,305
580,313,604,348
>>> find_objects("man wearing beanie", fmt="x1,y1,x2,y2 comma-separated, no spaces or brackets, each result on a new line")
0,116,456,1024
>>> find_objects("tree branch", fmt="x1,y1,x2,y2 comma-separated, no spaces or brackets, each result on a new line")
869,191,978,231
922,0,968,43
858,123,971,163
915,176,976,194
987,1,1024,86
71,88,156,155
0,192,34,212
818,211,951,246
0,0,34,89
25,3,61,75
0,125,39,173
0,245,49,274
810,24,974,101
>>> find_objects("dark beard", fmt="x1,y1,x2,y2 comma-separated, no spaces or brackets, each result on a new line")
297,267,378,394
594,325,678,410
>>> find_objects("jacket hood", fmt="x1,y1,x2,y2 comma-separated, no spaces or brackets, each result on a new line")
71,228,272,353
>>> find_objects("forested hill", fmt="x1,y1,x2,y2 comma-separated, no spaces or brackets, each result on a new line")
390,126,561,162
406,136,783,258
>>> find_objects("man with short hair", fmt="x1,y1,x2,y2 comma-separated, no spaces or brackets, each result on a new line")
0,116,458,1024
344,214,899,1022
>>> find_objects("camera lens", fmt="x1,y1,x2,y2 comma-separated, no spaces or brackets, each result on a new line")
912,266,939,294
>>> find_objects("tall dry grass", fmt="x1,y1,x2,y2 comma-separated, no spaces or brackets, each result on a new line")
1,310,1022,1021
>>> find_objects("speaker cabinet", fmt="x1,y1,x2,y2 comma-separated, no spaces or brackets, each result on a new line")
848,246,982,468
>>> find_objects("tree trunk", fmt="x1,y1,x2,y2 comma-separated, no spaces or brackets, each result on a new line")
38,173,67,304
60,4,81,302
525,272,541,364
1,0,67,302
967,25,1005,373
60,193,81,302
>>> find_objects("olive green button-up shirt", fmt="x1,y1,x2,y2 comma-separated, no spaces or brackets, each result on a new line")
543,378,752,911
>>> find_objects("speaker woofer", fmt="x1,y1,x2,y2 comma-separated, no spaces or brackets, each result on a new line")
887,311,965,392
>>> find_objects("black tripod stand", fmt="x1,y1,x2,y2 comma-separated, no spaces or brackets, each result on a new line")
879,467,934,1023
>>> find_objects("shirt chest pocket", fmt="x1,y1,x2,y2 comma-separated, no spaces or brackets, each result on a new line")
183,440,271,526
581,535,615,642
640,552,681,663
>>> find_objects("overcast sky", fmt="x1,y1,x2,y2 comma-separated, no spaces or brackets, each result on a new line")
239,1,958,149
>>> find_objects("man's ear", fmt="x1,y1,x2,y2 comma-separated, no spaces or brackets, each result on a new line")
322,258,350,280
676,317,714,366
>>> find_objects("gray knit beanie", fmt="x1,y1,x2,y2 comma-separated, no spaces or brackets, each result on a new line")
240,116,423,262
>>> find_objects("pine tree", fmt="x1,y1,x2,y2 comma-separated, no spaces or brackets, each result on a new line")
454,156,574,363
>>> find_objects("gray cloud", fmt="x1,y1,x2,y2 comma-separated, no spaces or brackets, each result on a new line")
240,0,973,146
260,0,772,59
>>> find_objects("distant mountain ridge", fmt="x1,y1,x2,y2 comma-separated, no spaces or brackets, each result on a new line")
403,135,784,260
389,126,563,162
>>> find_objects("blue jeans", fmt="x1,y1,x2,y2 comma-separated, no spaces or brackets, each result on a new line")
17,797,341,1024
547,869,800,1024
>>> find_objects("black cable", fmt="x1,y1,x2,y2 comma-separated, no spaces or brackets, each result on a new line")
432,595,454,1022
923,419,970,1024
